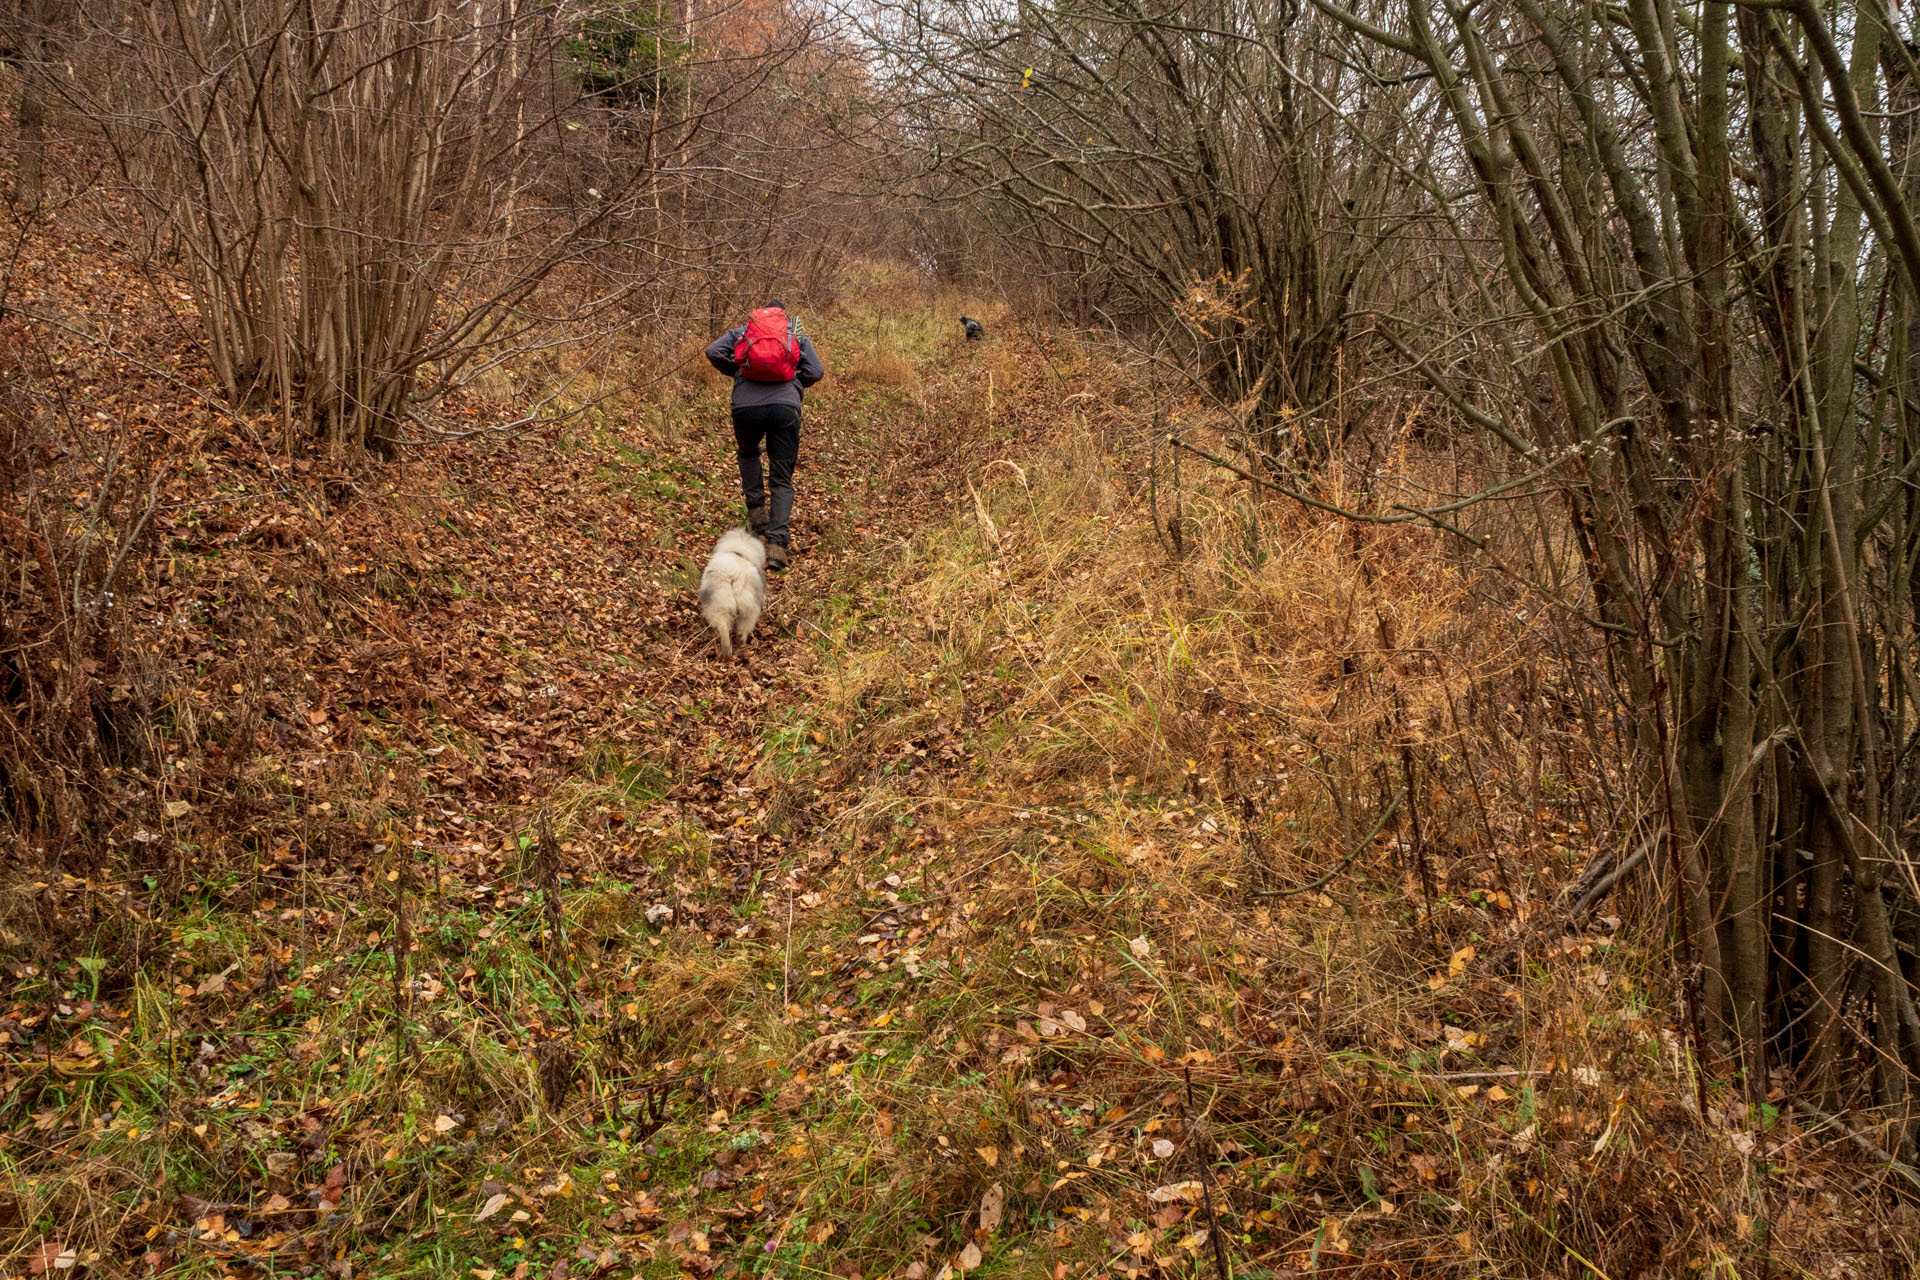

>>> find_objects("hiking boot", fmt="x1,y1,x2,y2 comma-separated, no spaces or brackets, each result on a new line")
746,504,770,534
765,540,790,572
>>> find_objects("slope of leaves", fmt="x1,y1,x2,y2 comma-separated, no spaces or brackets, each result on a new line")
0,210,991,1274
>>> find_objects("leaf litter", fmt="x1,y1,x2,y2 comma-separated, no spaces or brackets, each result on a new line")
0,218,1900,1280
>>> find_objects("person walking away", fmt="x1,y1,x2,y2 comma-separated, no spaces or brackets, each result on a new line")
704,301,825,571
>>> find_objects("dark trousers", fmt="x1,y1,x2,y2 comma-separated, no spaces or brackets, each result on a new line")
732,403,800,545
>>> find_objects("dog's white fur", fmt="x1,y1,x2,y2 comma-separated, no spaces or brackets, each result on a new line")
699,527,767,658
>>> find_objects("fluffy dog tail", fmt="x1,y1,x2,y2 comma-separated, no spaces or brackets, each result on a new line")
701,588,736,658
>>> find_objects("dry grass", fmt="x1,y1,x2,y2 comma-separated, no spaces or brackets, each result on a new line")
840,346,921,390
726,372,1912,1276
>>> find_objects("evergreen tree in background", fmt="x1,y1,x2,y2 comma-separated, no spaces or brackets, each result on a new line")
564,1,691,110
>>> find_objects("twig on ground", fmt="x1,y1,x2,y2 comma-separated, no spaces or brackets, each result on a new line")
1564,835,1655,920
1250,789,1404,899
1791,1101,1920,1190
1183,1065,1233,1280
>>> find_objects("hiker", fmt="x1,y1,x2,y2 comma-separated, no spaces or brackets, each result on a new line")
704,301,825,572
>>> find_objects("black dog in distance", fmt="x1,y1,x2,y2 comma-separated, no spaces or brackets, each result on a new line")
960,315,985,341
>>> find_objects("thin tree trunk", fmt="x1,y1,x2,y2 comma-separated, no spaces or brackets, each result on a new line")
14,75,45,209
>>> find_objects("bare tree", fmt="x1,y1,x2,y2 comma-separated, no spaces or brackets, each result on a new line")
4,0,66,210
57,0,851,457
1287,0,1920,1138
65,0,609,454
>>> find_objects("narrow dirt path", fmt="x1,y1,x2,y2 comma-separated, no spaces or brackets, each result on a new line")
583,368,950,908
603,347,987,900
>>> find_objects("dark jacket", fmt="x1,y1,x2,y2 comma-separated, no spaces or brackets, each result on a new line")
705,323,826,411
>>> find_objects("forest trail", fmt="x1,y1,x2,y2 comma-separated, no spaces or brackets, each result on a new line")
3,258,1888,1279
11,0,1920,1265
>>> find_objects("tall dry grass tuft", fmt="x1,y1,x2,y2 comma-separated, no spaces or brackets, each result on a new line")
841,346,921,390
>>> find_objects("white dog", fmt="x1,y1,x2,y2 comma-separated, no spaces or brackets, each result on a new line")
699,527,767,658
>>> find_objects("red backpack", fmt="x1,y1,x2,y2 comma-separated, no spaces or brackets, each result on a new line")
734,306,800,382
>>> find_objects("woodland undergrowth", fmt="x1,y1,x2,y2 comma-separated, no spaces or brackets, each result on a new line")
0,221,1911,1280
